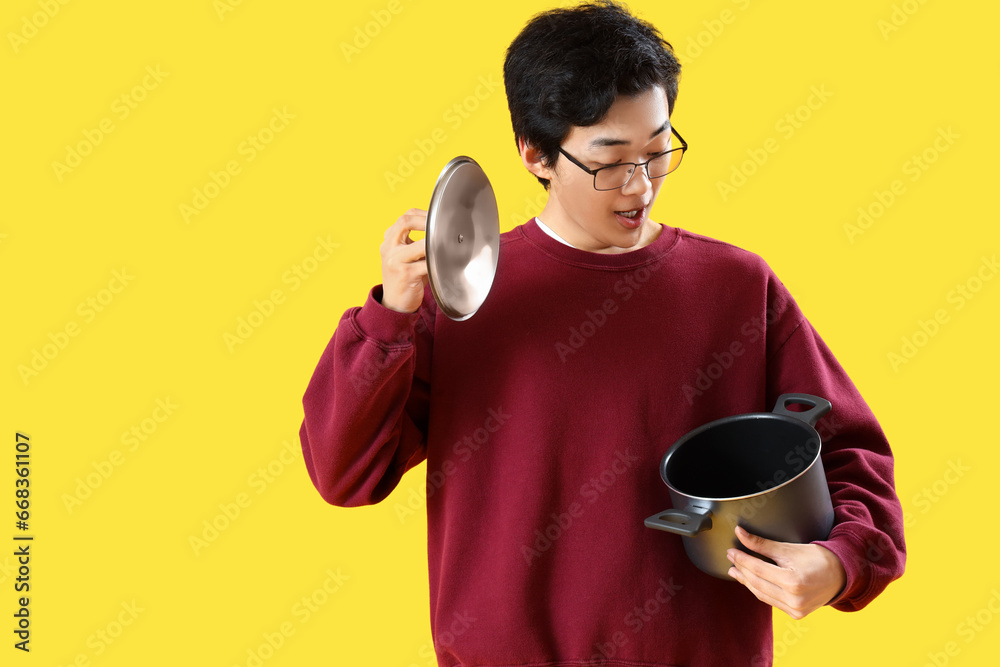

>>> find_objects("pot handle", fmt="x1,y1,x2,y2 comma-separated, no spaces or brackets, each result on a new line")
772,393,832,427
644,506,712,537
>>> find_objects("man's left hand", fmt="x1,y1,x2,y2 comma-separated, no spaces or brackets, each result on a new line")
726,525,847,620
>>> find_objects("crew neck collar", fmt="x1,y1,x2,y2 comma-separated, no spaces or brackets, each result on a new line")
520,217,679,269
535,216,576,248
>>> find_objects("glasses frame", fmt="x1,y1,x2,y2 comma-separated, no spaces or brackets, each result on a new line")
557,126,688,191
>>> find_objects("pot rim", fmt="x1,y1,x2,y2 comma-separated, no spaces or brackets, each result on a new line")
660,412,824,502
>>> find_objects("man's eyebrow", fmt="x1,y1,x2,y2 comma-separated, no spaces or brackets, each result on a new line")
587,120,670,149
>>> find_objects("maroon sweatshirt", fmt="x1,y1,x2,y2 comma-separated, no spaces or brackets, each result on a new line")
299,219,905,666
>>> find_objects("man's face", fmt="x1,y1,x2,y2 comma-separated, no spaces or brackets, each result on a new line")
523,85,673,253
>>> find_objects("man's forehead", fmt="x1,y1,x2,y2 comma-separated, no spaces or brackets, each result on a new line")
586,119,670,148
567,86,671,150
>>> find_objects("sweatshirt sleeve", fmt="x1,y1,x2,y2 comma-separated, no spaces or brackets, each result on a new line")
299,284,436,507
763,273,906,612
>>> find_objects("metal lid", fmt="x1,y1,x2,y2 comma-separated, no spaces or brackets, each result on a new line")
425,156,500,321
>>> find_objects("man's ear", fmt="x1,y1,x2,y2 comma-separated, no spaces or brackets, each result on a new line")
519,137,555,182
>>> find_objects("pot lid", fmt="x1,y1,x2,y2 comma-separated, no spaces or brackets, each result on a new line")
425,156,500,321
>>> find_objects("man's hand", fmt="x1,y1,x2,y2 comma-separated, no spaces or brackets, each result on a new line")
726,525,847,620
380,209,428,314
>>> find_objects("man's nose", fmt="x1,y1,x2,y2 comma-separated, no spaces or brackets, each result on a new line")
622,164,653,195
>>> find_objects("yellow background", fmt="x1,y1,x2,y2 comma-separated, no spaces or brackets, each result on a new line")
2,0,998,665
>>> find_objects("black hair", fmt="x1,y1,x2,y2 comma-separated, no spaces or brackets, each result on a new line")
503,1,681,189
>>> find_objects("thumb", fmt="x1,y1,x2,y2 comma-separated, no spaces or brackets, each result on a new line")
735,525,794,564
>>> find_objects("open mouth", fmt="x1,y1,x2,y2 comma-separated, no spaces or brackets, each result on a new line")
614,205,646,228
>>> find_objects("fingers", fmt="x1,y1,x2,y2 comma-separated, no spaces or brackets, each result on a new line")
734,525,786,561
391,237,426,264
729,527,793,586
728,527,846,620
385,209,427,246
380,219,428,313
727,546,809,619
391,259,428,291
381,218,427,270
728,548,784,593
383,239,427,283
379,209,430,313
727,564,802,619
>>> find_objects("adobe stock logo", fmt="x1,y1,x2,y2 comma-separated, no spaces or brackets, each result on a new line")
18,268,134,385
590,576,682,662
679,306,779,405
51,66,169,183
843,126,958,244
223,235,338,353
681,0,753,65
55,599,145,664
887,255,997,372
878,0,932,40
340,0,409,63
188,440,300,556
509,191,547,227
384,74,501,192
406,611,477,666
902,459,970,530
919,588,1000,667
231,567,350,667
179,107,295,223
521,449,640,566
716,85,833,201
554,255,668,363
214,0,247,21
62,397,179,514
394,406,512,524
751,619,808,666
7,0,72,54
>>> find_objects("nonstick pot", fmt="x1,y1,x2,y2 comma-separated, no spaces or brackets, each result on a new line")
644,394,835,579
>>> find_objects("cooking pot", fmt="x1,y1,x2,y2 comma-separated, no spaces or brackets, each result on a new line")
644,394,835,579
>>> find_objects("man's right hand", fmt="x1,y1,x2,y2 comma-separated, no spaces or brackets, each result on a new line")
379,209,428,314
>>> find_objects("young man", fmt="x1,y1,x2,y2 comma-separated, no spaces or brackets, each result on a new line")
300,2,905,665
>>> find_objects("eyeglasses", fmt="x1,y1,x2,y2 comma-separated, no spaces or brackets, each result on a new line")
557,126,688,191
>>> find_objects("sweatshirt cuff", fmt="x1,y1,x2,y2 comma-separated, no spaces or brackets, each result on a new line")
812,529,869,610
351,285,422,348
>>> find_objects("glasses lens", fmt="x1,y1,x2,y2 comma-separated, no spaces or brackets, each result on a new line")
594,164,634,191
647,149,684,179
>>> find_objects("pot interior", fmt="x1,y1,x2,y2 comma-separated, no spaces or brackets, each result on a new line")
665,416,819,500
